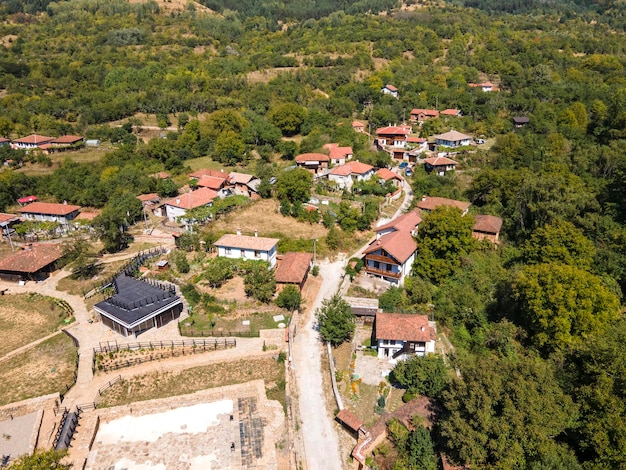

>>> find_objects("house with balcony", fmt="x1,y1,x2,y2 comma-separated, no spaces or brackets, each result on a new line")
214,231,279,268
295,153,330,175
363,210,422,286
375,126,411,150
375,313,436,362
229,172,261,199
410,109,439,123
162,187,218,224
376,168,403,188
328,161,375,190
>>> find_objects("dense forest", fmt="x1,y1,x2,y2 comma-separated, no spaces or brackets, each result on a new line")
1,0,626,468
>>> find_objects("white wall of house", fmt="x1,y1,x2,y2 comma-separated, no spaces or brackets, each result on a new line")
376,338,435,362
164,205,188,223
22,213,75,225
217,245,277,268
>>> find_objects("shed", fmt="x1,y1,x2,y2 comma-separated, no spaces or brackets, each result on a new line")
85,139,100,147
344,297,379,319
336,409,367,438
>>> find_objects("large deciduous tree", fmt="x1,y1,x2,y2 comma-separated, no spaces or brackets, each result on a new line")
509,263,620,353
275,168,312,203
268,103,307,136
390,353,449,400
317,293,354,346
243,263,276,303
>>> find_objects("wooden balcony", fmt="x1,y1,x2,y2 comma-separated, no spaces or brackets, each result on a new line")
364,253,397,265
365,266,401,279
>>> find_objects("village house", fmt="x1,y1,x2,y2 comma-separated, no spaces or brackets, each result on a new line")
18,201,81,227
513,116,530,128
214,230,279,268
363,210,422,286
440,109,462,118
417,196,471,215
469,81,498,92
295,153,330,175
434,130,472,148
352,121,365,133
410,109,439,123
375,168,403,188
162,187,218,224
380,84,399,98
229,172,261,199
275,252,313,291
11,134,54,150
0,243,64,282
38,135,84,153
323,143,353,166
94,274,183,337
422,155,458,176
0,213,19,240
472,214,503,244
375,312,436,362
0,137,9,146
328,161,375,190
375,126,411,149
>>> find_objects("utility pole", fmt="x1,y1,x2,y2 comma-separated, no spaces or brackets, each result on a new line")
313,238,317,265
4,226,14,251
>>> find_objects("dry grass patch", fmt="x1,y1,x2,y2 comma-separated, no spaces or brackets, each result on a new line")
211,199,328,240
0,333,77,406
0,293,73,357
56,259,128,297
98,357,286,409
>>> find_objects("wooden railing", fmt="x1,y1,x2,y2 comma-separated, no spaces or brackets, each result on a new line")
364,266,401,279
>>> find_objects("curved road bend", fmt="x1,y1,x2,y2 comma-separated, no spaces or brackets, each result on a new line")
292,258,345,470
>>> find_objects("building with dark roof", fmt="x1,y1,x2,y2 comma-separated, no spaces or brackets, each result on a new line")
94,275,183,337
472,214,503,244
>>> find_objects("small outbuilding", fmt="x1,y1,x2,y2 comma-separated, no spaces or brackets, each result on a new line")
275,252,313,290
94,275,183,337
0,243,63,281
336,409,368,439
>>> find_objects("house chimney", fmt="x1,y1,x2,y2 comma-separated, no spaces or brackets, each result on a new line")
421,326,425,331
254,230,258,237
63,200,67,205
176,198,181,205
237,228,241,236
422,196,427,201
376,232,381,240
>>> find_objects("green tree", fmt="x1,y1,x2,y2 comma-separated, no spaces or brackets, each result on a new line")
412,206,475,284
326,224,340,250
438,354,578,468
275,284,303,311
317,293,355,346
390,353,449,400
275,168,312,203
171,250,190,273
8,449,70,470
379,286,404,312
509,263,620,353
244,263,276,303
268,103,307,136
214,130,246,165
406,426,438,470
203,257,234,288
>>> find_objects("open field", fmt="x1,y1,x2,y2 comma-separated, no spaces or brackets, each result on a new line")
56,259,128,298
98,356,286,410
210,199,328,242
0,293,73,357
0,333,77,406
15,145,115,177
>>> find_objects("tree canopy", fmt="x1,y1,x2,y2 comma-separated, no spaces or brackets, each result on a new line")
316,293,355,346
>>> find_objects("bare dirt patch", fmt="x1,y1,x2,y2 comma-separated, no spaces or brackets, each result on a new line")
127,0,214,13
210,199,328,240
247,67,298,84
0,333,77,406
0,293,73,357
1,35,17,47
98,356,286,409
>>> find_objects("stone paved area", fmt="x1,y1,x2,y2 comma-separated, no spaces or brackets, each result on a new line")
0,411,40,461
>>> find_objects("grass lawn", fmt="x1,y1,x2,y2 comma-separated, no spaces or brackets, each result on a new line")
0,293,74,358
15,145,114,177
180,309,289,336
98,356,286,411
56,259,128,297
0,333,78,406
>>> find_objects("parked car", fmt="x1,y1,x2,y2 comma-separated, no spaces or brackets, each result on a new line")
399,161,409,169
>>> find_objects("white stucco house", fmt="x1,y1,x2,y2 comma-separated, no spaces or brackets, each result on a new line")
214,231,279,268
18,202,81,227
162,187,218,224
328,161,375,190
375,313,436,362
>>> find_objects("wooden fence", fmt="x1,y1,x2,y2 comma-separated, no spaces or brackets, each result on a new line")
93,338,235,354
178,325,259,338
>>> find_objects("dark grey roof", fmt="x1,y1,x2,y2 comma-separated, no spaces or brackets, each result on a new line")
94,275,181,328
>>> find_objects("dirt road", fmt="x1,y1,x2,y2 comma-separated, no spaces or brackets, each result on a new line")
292,257,346,470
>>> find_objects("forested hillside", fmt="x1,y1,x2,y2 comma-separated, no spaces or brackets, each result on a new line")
0,0,626,467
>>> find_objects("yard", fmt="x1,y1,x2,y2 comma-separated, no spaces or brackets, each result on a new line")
0,293,74,358
98,356,286,411
0,333,78,406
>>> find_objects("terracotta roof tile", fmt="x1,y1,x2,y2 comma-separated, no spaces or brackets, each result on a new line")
51,135,83,144
336,409,364,432
229,172,256,185
375,313,436,342
376,168,403,182
0,213,18,225
375,210,421,234
473,214,503,234
17,196,37,204
375,126,411,136
19,202,81,216
352,121,364,128
364,229,417,264
295,153,330,163
215,233,279,252
136,193,160,203
423,156,458,166
196,175,227,189
329,161,373,176
163,187,217,210
0,244,63,274
13,134,54,145
411,109,439,117
440,109,461,116
383,84,398,91
275,252,312,284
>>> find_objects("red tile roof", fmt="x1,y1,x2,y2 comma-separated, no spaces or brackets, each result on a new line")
229,172,256,185
0,213,18,225
417,196,470,213
375,126,411,136
375,210,421,234
0,243,63,274
336,409,364,432
435,130,472,142
440,109,461,116
215,233,279,251
164,187,218,210
13,134,54,145
352,121,364,128
189,168,226,179
136,193,160,203
51,135,83,144
375,313,435,342
423,156,458,166
411,109,439,118
407,137,427,143
473,214,503,234
19,202,81,216
329,161,374,176
383,84,398,92
295,153,330,163
17,196,37,204
153,171,170,179
364,229,417,264
0,138,10,143
376,168,403,182
196,175,227,190
275,252,312,284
